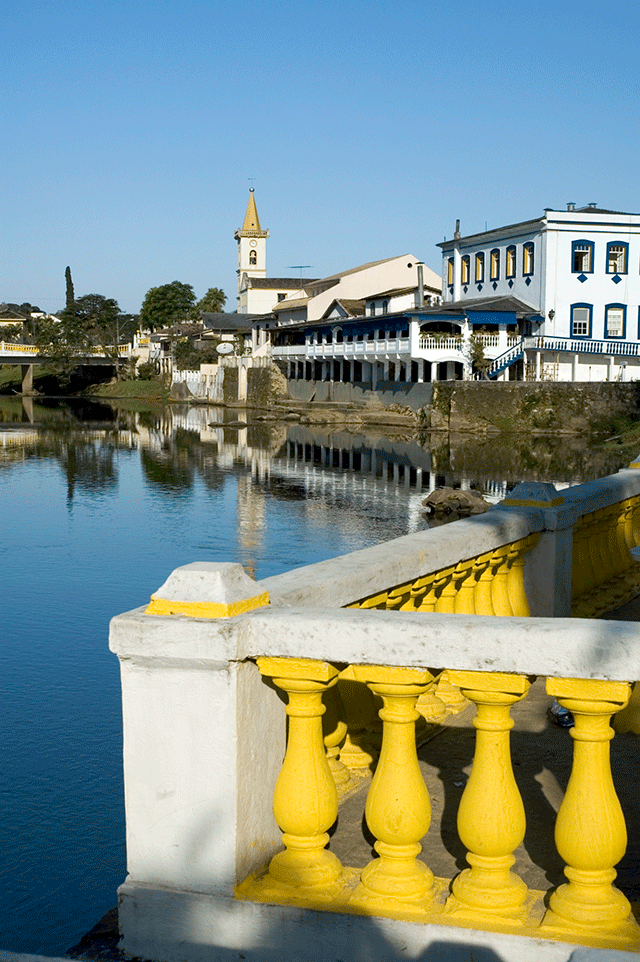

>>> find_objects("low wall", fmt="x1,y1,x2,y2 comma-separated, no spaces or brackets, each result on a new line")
428,381,640,434
285,378,433,410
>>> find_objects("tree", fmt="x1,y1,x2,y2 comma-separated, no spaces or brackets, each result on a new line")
65,267,75,310
194,287,226,316
37,293,126,384
139,281,196,331
468,334,491,380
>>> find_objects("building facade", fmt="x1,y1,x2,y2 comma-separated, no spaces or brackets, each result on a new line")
440,205,640,381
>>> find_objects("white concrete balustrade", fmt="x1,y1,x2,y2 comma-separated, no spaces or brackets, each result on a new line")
110,467,640,962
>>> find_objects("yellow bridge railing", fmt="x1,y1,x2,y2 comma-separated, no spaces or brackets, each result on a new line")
347,534,540,617
236,656,638,951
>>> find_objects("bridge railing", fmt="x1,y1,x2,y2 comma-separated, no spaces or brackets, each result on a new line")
110,466,640,962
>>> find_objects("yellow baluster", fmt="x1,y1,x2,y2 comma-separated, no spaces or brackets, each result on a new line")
453,560,477,614
490,546,514,616
337,671,378,770
610,503,629,580
386,583,412,610
434,565,456,613
435,669,468,712
542,677,637,941
416,670,446,723
507,535,537,616
322,682,350,789
257,657,343,893
349,665,435,916
572,516,594,605
472,551,495,615
445,671,530,923
415,572,439,612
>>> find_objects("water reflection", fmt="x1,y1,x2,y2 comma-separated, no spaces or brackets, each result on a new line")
1,397,631,506
0,395,634,956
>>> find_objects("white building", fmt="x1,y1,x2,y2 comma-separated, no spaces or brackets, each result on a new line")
440,205,640,381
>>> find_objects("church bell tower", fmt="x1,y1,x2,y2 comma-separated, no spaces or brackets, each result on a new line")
234,189,269,312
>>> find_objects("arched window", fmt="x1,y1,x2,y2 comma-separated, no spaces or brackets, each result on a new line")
461,255,470,284
382,300,389,314
506,246,516,278
572,240,594,273
523,243,534,276
475,252,485,283
490,249,500,280
447,258,453,286
249,250,257,265
607,242,628,274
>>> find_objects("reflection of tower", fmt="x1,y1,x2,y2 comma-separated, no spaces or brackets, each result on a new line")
234,189,269,314
236,472,266,578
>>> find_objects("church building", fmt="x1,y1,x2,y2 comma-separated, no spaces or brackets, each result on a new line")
234,190,316,314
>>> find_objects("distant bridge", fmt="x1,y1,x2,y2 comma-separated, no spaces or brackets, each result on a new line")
0,340,133,392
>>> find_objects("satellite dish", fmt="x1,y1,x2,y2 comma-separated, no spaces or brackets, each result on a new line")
216,342,234,355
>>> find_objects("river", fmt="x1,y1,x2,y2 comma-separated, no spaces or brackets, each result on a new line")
0,397,630,955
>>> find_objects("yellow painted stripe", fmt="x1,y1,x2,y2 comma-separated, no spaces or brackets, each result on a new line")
145,591,269,618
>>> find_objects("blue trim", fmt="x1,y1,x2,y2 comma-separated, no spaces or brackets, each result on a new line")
468,311,517,325
506,245,516,278
490,248,500,280
447,258,454,286
606,241,628,274
604,302,627,339
570,302,593,339
523,242,534,277
475,252,485,283
572,239,594,274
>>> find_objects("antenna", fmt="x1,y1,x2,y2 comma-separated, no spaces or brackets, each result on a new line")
287,266,312,288
248,176,256,189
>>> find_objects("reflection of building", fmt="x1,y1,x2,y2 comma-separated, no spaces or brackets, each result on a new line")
236,473,265,578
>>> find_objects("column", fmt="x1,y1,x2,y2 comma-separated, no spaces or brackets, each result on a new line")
349,665,436,915
446,671,530,923
256,657,344,895
542,677,637,941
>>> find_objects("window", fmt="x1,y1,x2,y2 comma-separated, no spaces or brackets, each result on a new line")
475,252,485,283
461,255,470,284
277,293,286,302
447,258,453,286
607,242,628,274
523,242,534,276
605,304,626,338
571,303,592,338
506,246,516,278
572,240,594,273
382,300,389,314
249,250,257,265
490,249,500,280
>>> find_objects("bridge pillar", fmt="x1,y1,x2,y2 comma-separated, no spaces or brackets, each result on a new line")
21,364,34,394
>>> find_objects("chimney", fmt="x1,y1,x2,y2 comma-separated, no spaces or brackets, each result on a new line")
588,202,598,208
416,263,425,309
567,202,575,211
454,219,461,240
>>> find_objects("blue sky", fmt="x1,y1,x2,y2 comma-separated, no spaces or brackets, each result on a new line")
3,0,640,314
